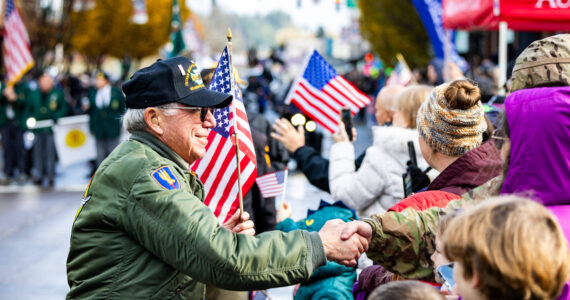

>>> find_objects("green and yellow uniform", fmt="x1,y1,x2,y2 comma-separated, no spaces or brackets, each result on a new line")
26,87,67,133
86,86,125,139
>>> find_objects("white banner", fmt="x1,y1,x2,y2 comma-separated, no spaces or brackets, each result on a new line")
52,115,96,167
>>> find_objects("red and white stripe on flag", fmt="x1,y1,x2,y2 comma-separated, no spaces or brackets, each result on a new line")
191,46,257,223
255,170,287,198
2,0,34,86
285,50,370,133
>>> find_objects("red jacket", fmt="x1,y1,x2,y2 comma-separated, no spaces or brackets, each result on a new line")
389,190,460,212
389,141,501,213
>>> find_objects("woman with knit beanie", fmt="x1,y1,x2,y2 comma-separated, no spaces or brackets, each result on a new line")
328,85,435,218
352,80,503,299
414,79,502,195
345,34,570,299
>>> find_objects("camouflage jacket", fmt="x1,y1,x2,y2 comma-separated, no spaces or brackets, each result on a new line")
363,177,501,280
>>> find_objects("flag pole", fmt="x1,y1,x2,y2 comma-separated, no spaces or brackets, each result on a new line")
283,49,313,105
396,53,417,84
280,168,289,207
227,28,245,217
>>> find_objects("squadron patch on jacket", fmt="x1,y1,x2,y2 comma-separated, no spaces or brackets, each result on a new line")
151,166,180,190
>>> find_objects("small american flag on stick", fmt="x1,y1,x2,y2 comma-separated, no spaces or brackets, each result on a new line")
255,169,288,199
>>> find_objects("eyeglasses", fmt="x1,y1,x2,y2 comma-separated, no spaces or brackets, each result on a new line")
168,107,215,122
491,128,507,149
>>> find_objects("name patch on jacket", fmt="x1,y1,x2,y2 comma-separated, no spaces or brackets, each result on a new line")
151,166,180,190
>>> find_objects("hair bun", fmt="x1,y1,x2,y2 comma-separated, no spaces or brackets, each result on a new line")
444,80,481,110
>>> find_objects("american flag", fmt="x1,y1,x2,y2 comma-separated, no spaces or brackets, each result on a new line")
386,61,413,86
191,46,257,223
2,0,34,86
285,50,370,133
255,170,288,198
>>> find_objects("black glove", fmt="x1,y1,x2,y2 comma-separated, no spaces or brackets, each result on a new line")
406,161,431,193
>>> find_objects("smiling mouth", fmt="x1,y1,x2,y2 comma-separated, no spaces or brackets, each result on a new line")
196,136,209,143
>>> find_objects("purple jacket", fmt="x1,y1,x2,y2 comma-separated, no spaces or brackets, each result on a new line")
502,87,570,300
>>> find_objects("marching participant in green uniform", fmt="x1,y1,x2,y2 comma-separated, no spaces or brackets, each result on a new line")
0,81,29,184
85,72,125,169
27,72,68,186
66,57,372,299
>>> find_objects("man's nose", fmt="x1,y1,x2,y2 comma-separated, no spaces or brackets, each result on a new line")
202,110,216,128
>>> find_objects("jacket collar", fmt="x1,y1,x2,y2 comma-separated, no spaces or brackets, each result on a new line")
428,141,502,195
501,87,570,206
130,130,190,171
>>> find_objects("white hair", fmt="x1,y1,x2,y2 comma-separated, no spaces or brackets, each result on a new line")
122,103,180,133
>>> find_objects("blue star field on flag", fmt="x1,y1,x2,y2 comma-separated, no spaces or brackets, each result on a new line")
209,48,233,138
302,51,338,90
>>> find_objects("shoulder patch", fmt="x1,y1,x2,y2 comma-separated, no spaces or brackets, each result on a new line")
151,166,180,190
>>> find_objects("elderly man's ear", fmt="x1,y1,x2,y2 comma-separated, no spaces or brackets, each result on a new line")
144,108,164,135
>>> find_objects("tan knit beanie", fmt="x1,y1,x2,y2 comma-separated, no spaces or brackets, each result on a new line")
416,80,487,156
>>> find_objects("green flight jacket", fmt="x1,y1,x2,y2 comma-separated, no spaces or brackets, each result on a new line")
0,83,29,129
26,87,68,133
66,130,326,299
87,86,125,139
363,177,500,280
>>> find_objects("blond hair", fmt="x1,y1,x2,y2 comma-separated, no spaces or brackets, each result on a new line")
444,196,570,300
394,85,432,129
369,280,445,300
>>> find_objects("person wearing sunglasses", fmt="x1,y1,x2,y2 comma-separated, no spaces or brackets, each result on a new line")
66,56,372,299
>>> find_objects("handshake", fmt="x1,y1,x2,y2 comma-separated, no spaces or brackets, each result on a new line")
318,220,373,267
226,209,373,268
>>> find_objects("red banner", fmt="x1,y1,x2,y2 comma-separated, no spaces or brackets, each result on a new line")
443,0,570,31
443,0,498,30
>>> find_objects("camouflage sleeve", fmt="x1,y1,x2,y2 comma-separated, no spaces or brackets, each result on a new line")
361,177,501,280
362,199,466,280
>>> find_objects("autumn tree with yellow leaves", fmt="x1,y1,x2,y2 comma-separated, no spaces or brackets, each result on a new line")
358,0,431,68
71,0,190,68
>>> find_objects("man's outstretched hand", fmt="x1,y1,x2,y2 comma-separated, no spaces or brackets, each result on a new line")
318,220,372,267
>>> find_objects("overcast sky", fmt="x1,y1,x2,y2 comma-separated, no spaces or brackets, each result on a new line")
186,0,354,35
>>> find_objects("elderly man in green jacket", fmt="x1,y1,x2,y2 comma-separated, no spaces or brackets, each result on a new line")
66,57,371,299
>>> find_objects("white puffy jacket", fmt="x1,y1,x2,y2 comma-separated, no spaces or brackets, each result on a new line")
329,126,434,218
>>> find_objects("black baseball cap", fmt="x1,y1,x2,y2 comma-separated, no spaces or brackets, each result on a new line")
122,56,232,109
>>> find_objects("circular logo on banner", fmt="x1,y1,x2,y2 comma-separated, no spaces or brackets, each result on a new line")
66,129,87,148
